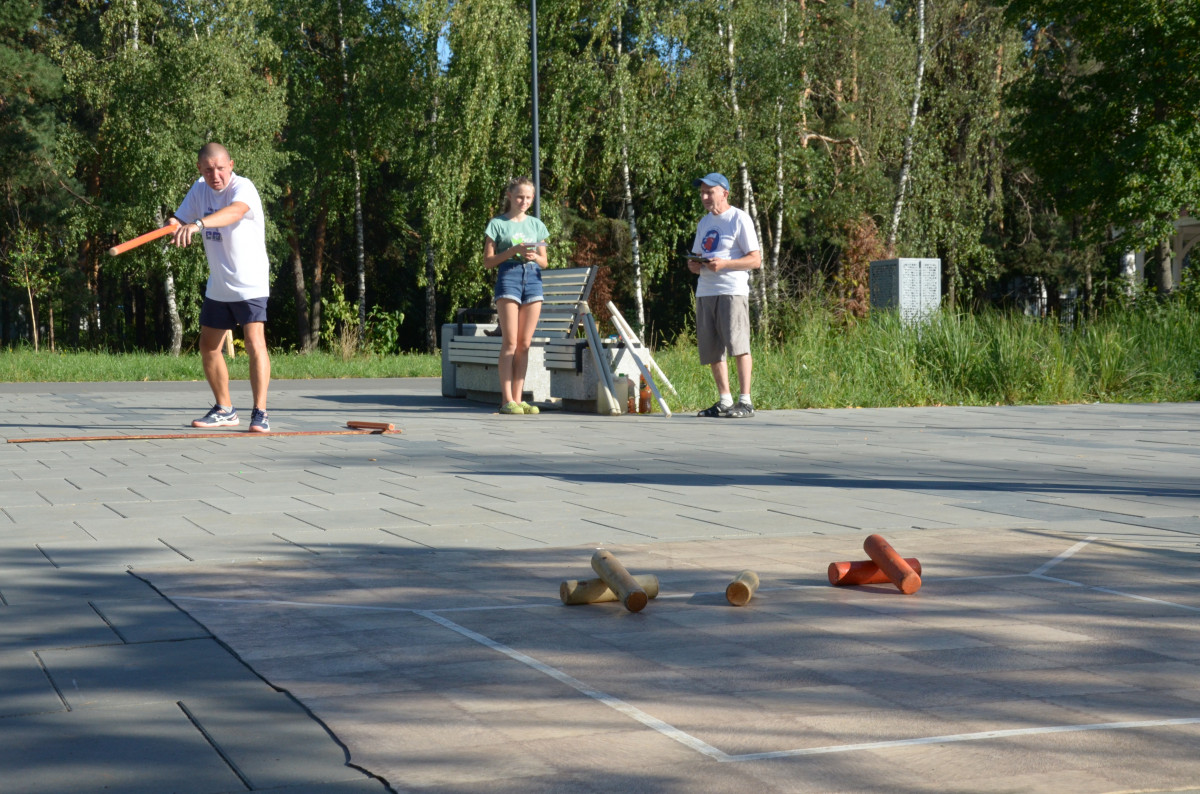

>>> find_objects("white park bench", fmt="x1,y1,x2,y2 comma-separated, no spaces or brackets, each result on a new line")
441,266,598,405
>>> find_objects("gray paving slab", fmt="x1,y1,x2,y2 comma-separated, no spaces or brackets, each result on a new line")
4,380,1200,792
0,702,246,793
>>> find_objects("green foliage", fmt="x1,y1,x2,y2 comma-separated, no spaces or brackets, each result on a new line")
656,296,1200,410
4,0,1195,357
0,348,441,381
1006,0,1200,251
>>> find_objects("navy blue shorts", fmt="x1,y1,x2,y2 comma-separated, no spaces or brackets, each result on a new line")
494,262,544,305
200,296,269,330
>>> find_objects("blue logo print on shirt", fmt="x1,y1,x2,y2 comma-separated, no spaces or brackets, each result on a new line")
701,230,720,254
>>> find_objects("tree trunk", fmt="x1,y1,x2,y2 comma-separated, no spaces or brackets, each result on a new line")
164,268,183,355
615,17,645,329
337,0,367,339
24,282,38,352
720,15,767,330
887,0,926,254
425,242,437,353
310,205,328,346
155,206,184,355
769,0,787,302
1154,238,1173,293
283,190,313,352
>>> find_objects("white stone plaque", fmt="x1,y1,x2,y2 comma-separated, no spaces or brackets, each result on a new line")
869,258,941,324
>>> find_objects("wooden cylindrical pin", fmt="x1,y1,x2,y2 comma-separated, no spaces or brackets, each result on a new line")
725,570,760,606
590,550,648,612
346,420,396,433
560,574,660,606
828,557,922,587
862,534,922,594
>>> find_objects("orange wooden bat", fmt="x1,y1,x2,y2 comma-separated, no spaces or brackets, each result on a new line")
107,219,181,256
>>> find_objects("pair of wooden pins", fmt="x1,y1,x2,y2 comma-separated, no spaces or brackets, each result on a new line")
560,550,760,612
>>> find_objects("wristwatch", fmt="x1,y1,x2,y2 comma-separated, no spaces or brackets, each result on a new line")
193,219,205,232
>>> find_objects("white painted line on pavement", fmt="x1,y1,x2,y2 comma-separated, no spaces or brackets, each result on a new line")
1032,575,1200,613
725,717,1200,762
1029,536,1096,577
415,609,731,761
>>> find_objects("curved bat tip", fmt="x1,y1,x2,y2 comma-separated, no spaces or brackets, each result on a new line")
106,247,119,256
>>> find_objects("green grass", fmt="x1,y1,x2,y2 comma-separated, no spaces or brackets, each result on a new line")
6,298,1199,413
654,297,1200,412
0,349,441,383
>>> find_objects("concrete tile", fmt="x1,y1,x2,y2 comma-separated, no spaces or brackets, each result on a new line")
0,650,68,717
0,701,245,793
0,601,121,650
38,638,273,709
87,598,209,644
180,693,371,789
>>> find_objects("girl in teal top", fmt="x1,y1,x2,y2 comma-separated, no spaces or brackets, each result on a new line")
483,177,549,415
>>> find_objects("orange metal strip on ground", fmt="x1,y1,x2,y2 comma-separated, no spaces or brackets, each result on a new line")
8,427,398,444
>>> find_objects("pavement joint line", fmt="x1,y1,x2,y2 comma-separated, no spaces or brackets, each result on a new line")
176,700,254,791
722,717,1200,762
414,609,731,762
88,601,128,643
32,650,71,712
1028,536,1096,577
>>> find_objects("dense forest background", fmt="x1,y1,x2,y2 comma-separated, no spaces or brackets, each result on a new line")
2,0,1197,354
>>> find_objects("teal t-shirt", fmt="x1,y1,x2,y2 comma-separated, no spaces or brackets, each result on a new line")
485,215,550,264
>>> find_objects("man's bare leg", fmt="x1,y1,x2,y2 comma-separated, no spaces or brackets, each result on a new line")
199,326,232,407
734,352,752,398
242,322,270,410
710,359,732,397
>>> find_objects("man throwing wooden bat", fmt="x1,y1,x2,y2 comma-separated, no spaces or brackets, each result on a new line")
172,142,272,433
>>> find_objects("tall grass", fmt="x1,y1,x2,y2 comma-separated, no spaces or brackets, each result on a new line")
0,349,441,383
655,296,1200,411
5,299,1198,412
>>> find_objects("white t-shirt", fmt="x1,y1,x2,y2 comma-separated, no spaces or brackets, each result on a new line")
691,206,759,297
176,173,270,301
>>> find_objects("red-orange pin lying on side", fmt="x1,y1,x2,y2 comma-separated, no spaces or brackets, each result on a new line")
863,534,922,594
828,557,922,586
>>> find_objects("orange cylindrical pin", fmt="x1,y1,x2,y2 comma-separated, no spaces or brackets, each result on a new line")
828,557,922,586
107,220,180,256
862,534,922,594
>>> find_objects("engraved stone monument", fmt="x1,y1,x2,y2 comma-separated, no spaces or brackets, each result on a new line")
869,258,941,324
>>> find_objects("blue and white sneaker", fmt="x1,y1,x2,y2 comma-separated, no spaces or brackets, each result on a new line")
248,408,270,434
192,404,238,428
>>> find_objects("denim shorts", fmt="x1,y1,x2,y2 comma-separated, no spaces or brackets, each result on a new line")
200,296,269,330
494,261,544,305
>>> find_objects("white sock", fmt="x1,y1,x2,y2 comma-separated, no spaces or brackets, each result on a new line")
739,394,752,405
718,394,733,407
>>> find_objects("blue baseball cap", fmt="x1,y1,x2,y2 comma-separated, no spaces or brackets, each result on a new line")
692,172,730,191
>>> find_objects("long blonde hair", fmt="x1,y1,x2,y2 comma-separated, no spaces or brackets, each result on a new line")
502,176,535,213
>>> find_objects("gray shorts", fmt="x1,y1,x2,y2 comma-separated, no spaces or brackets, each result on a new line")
696,294,751,365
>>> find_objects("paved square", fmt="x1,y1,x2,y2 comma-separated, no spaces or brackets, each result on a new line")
142,529,1200,792
2,379,1199,792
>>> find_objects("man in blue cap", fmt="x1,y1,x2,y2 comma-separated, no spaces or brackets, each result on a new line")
687,172,761,418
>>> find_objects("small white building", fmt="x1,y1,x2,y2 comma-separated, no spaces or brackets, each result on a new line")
1122,213,1200,287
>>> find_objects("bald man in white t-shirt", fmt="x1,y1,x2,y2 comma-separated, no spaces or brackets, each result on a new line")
172,143,272,433
688,172,761,418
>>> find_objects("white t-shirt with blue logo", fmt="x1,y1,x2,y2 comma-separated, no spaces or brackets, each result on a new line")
176,174,270,302
691,206,759,298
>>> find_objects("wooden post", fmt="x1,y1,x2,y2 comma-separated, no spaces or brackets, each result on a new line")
561,574,659,605
590,550,648,612
725,570,760,606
